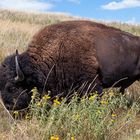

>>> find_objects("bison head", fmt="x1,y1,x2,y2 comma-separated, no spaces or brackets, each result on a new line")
0,50,31,110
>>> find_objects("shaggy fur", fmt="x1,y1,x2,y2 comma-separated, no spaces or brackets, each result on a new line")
0,20,140,110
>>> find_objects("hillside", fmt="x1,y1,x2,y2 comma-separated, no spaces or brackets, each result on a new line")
0,10,140,140
0,9,79,61
0,9,140,59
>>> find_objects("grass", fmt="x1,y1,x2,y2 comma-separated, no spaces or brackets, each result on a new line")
0,9,76,60
0,9,140,140
1,89,140,140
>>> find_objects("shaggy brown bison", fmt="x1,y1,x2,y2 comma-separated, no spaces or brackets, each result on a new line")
0,20,140,110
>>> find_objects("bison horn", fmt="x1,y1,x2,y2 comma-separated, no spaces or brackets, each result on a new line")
15,50,24,82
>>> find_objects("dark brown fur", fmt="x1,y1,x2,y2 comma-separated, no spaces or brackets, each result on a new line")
0,20,140,110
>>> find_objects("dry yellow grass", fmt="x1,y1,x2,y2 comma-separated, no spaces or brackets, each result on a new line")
0,19,41,60
0,9,79,61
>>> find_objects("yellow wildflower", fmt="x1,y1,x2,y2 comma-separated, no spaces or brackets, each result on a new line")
14,111,19,116
89,94,98,101
111,119,115,123
37,102,41,107
109,90,114,97
73,114,80,121
50,136,59,140
31,88,37,99
31,87,38,94
100,100,108,105
71,137,75,140
31,95,35,99
111,113,117,117
42,95,51,101
53,98,61,106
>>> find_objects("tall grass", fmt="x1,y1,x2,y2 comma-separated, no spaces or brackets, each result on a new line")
0,9,77,60
106,22,140,36
0,88,140,140
0,10,76,25
0,9,140,140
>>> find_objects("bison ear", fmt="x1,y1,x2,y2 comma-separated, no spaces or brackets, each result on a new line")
14,50,24,82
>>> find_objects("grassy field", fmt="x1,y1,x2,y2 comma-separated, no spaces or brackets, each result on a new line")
0,9,140,140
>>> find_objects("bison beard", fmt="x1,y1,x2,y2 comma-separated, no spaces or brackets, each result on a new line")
0,20,140,110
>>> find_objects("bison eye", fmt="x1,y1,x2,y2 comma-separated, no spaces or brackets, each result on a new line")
2,64,7,68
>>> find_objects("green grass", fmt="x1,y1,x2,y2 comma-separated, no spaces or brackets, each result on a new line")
0,9,140,140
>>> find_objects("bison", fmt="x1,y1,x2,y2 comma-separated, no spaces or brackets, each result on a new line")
0,20,140,110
